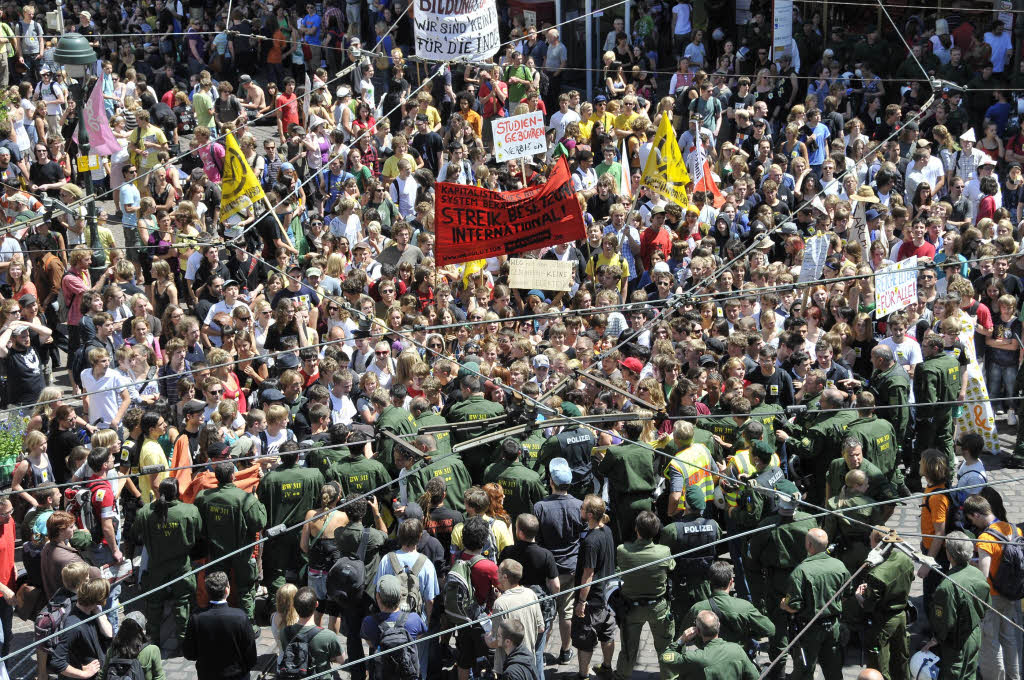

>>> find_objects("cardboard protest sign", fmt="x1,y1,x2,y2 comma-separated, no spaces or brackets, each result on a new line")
492,111,546,162
435,157,585,265
508,258,575,291
874,256,918,318
798,234,829,283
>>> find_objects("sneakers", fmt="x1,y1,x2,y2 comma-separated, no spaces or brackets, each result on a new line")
1008,410,1018,427
593,663,613,678
558,648,575,664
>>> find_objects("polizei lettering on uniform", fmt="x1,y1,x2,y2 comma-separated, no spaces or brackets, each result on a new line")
682,523,717,534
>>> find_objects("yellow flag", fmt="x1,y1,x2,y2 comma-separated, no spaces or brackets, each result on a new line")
220,131,267,223
641,114,690,207
462,259,488,287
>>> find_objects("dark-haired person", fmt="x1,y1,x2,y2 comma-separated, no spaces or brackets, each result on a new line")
183,571,259,680
132,477,201,654
49,578,112,679
100,611,163,680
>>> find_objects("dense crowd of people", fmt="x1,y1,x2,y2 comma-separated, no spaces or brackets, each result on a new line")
0,1,1021,680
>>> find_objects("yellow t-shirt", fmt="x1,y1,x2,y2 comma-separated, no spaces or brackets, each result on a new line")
590,111,616,132
449,514,514,558
578,118,595,141
613,111,638,133
138,439,169,504
381,153,418,181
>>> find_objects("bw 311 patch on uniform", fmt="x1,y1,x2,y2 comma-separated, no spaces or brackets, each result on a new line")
801,437,811,447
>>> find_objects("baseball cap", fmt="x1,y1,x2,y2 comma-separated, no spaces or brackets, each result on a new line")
277,353,300,370
240,74,252,83
18,294,37,307
306,267,322,278
548,458,573,486
684,485,706,512
865,208,882,221
532,354,550,368
183,399,207,415
619,357,643,374
594,94,608,103
261,388,286,403
698,354,718,367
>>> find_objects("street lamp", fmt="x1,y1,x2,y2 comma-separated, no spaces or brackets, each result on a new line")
54,33,103,280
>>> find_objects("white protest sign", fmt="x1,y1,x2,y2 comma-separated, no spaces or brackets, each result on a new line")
797,234,829,282
492,111,547,162
772,0,793,63
874,256,918,318
508,258,575,291
414,0,501,61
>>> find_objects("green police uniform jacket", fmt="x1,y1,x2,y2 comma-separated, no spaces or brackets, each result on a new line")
749,404,784,452
930,564,990,647
257,463,325,530
684,592,776,645
482,459,545,523
790,391,824,435
870,364,911,443
447,395,505,482
616,538,674,600
746,512,817,592
825,458,896,502
305,445,350,477
859,549,914,619
786,409,857,480
193,482,268,561
660,637,760,680
415,411,452,458
520,428,547,472
403,454,473,514
913,353,960,422
843,415,899,480
131,500,203,577
698,409,738,449
597,443,657,503
325,453,392,496
783,552,851,623
820,491,881,572
374,404,419,474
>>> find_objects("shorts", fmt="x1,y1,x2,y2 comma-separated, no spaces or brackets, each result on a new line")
122,225,143,264
555,573,575,621
309,570,340,616
571,605,617,651
455,625,491,669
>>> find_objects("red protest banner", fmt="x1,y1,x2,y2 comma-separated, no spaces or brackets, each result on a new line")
434,157,585,265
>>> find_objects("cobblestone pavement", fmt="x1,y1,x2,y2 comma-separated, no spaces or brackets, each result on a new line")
4,420,1020,680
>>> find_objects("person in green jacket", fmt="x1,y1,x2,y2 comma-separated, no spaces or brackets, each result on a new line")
775,389,856,505
194,460,268,622
914,333,961,470
410,397,452,458
371,387,419,476
660,486,721,631
447,374,506,482
745,480,817,680
845,391,904,490
925,531,991,680
854,530,915,680
101,611,164,680
614,511,677,680
402,433,473,514
594,419,657,543
303,423,352,476
683,560,774,654
780,528,851,680
660,610,759,680
482,438,546,526
256,440,324,606
820,469,883,572
132,477,203,649
825,437,897,517
324,437,392,497
869,345,912,465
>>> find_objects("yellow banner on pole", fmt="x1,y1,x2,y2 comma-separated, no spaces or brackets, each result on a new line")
220,131,267,223
641,114,691,208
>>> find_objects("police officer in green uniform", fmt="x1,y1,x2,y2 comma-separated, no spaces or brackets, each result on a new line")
820,469,883,572
745,480,817,680
537,402,597,498
698,393,740,450
926,531,991,680
825,437,898,516
745,384,784,453
402,433,473,513
854,530,914,680
132,477,203,649
775,389,856,505
660,486,721,631
324,434,392,496
194,459,268,622
371,387,419,476
869,345,912,472
483,438,545,525
659,610,760,680
613,511,677,680
845,391,905,491
780,527,850,680
410,397,452,458
789,370,827,434
914,333,961,472
447,374,506,482
304,423,352,477
256,440,324,606
519,425,548,473
594,420,657,543
683,560,774,654
732,441,787,530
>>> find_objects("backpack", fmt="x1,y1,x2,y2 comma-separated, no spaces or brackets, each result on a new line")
479,517,498,563
65,485,103,543
387,552,428,614
276,626,322,680
105,658,146,680
327,527,369,608
982,524,1024,600
57,272,77,324
443,554,486,627
373,612,419,680
34,592,73,654
529,584,557,627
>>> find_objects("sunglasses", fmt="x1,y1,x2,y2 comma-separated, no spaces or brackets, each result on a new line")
376,350,389,356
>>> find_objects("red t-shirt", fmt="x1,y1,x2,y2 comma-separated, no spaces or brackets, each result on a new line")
0,518,15,588
456,551,498,611
640,227,672,271
277,92,300,130
87,474,116,546
896,240,936,261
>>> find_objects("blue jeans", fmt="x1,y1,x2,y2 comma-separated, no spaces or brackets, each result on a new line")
986,361,1018,405
535,619,551,680
92,543,121,635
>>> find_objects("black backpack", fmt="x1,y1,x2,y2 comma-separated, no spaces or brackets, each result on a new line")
106,658,146,680
983,524,1024,600
277,626,322,680
373,612,419,680
34,592,74,655
327,528,369,608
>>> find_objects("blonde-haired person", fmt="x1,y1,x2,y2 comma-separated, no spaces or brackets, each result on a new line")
271,584,299,662
207,347,247,415
10,429,52,512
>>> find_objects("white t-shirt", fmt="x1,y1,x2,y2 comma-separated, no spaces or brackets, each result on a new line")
329,392,357,424
79,368,129,427
672,2,692,36
203,299,246,347
984,30,1013,72
549,109,580,144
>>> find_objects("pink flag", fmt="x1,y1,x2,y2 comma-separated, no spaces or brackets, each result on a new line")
73,80,121,157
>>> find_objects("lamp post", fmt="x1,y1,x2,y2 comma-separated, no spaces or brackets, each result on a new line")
54,33,103,280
